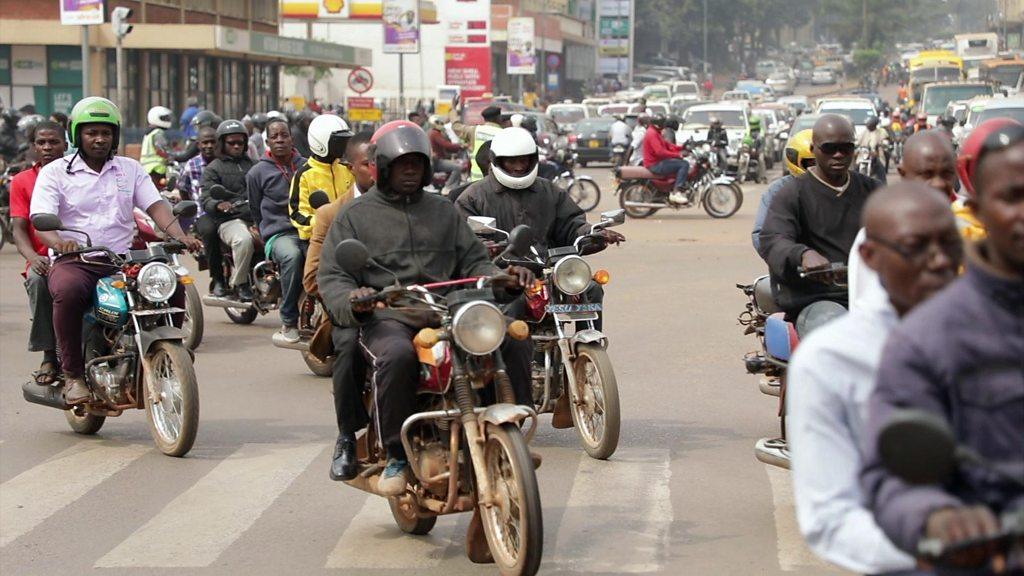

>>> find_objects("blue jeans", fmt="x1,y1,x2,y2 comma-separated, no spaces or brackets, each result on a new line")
271,232,307,327
650,158,690,189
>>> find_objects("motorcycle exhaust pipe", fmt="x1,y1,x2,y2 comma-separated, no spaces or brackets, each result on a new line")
201,295,255,310
271,332,310,351
622,201,669,208
22,381,69,410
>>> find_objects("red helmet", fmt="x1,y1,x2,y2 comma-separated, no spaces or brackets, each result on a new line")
956,117,1024,198
371,120,432,193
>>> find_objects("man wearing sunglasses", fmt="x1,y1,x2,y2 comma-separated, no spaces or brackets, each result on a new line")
758,114,881,319
862,119,1024,570
789,182,961,574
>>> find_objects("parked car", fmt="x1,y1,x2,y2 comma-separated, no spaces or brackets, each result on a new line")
811,67,837,85
569,117,616,166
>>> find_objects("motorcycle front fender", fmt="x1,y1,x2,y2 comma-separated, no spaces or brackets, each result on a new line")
140,325,185,353
570,328,608,353
712,175,736,185
479,403,538,443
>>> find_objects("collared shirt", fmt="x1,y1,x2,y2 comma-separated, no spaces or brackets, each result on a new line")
178,153,209,210
788,296,918,574
30,154,163,255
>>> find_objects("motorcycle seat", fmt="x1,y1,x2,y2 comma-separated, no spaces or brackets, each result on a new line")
617,166,659,180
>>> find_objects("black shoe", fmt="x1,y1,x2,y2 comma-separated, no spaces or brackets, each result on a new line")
211,280,227,298
236,283,254,302
330,433,358,481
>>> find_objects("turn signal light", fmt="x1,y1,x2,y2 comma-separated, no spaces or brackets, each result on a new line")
111,280,126,289
414,327,440,348
508,320,530,341
593,269,611,285
179,275,194,285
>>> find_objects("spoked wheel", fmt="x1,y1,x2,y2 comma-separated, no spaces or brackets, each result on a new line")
388,497,437,535
618,183,657,219
568,179,601,212
0,212,8,251
144,342,199,457
479,423,543,576
225,305,258,325
299,293,335,377
569,344,620,460
182,283,204,350
703,183,743,219
65,405,105,435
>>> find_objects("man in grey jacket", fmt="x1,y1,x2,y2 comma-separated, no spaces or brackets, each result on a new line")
317,121,534,496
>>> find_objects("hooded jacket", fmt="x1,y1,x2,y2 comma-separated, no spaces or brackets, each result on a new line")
289,156,355,240
246,150,306,238
317,186,498,328
200,153,255,223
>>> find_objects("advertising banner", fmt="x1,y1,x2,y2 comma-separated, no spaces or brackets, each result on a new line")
347,96,382,121
506,18,536,75
280,0,438,22
445,47,492,98
60,0,104,25
382,0,420,54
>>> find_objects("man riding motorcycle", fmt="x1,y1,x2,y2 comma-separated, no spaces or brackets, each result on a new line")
29,97,201,404
856,116,888,184
643,114,690,205
289,114,354,241
742,115,768,184
316,120,535,496
427,114,466,190
141,106,174,186
707,116,730,169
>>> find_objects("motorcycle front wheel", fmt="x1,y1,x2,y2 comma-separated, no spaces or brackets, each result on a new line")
144,341,199,457
568,178,601,212
703,183,743,219
182,283,204,350
388,497,437,535
569,344,620,460
479,423,543,576
65,405,105,435
618,183,657,219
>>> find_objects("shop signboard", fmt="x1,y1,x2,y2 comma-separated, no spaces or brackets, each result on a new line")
48,46,83,87
382,0,421,54
347,96,382,121
11,46,47,87
60,0,105,25
280,0,438,23
507,18,536,75
444,47,492,98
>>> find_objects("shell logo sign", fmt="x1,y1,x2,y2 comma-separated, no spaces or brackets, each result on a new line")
280,0,385,19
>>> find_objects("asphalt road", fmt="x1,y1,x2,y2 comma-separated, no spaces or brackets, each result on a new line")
1,82,894,575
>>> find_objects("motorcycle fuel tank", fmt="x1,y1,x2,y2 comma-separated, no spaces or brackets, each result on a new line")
93,276,129,327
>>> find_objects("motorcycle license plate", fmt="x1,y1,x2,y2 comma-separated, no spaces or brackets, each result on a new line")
546,303,602,313
588,140,600,148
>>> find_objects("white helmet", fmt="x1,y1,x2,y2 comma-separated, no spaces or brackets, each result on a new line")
266,110,286,121
307,114,353,158
147,106,173,129
427,114,445,130
490,127,539,190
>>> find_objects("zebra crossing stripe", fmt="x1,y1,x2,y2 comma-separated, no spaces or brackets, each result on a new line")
95,443,323,568
764,464,832,571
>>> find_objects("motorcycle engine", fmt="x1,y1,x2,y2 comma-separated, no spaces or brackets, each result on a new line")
416,440,450,496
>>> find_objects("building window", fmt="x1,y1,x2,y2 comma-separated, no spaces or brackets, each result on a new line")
105,48,140,128
217,0,247,19
147,53,180,116
184,0,215,11
253,0,278,23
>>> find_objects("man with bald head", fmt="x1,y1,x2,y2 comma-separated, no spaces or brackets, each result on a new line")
758,114,881,318
788,182,961,574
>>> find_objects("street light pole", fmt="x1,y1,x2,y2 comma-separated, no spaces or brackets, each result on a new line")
81,25,90,97
703,0,708,77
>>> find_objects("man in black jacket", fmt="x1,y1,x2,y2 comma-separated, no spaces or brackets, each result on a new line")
757,114,880,318
318,121,534,495
200,119,257,300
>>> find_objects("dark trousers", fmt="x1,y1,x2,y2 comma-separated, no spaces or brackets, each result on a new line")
359,318,533,456
332,326,368,436
194,214,224,285
24,269,56,353
650,158,690,189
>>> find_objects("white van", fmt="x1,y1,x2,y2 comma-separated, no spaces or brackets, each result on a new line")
670,81,701,101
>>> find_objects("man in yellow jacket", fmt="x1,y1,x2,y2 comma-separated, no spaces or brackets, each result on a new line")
289,114,355,240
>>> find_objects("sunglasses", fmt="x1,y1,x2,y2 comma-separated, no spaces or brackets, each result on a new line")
818,141,855,156
225,139,247,147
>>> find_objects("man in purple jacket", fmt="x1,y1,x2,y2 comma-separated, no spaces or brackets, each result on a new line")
861,121,1024,571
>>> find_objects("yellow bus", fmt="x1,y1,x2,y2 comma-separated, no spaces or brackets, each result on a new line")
980,57,1024,93
908,51,964,109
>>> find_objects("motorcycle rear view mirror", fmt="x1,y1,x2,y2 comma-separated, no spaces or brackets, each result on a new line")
31,213,64,232
506,225,534,257
600,209,626,226
209,184,231,201
333,239,370,274
172,201,198,219
467,216,504,236
877,409,956,486
309,190,331,210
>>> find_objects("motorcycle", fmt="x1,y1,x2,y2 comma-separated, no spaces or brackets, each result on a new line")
615,144,743,219
610,143,628,168
855,146,873,177
332,238,544,576
737,264,848,469
735,140,767,184
22,202,201,457
878,410,1024,570
550,150,601,213
468,210,625,460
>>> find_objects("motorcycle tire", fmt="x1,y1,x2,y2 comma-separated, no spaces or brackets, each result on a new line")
388,497,437,535
225,306,258,325
0,213,8,252
182,283,204,351
703,183,743,219
298,293,334,377
478,423,543,576
65,405,106,435
618,183,657,219
144,341,200,457
568,178,601,212
569,344,620,460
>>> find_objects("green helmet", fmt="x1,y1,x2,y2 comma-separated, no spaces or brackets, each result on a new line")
748,116,762,130
69,96,122,148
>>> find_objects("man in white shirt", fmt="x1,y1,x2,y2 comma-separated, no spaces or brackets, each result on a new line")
628,115,649,165
610,115,631,147
856,116,890,183
788,182,962,575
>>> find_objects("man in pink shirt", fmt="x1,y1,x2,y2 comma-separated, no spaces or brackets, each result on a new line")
642,114,690,205
30,97,201,405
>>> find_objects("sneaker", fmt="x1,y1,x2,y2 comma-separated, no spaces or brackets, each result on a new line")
280,325,300,344
211,280,227,298
378,457,410,496
669,190,690,205
236,283,254,302
64,378,91,405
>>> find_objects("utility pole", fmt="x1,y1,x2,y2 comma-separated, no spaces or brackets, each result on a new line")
399,54,405,114
702,0,708,77
112,7,134,119
81,25,90,97
861,0,869,47
627,0,635,87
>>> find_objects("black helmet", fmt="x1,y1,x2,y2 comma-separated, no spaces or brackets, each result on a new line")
520,115,538,134
371,120,432,193
650,114,666,129
666,115,680,131
191,110,223,129
938,114,956,129
216,119,248,140
866,116,880,130
709,116,722,126
251,112,269,131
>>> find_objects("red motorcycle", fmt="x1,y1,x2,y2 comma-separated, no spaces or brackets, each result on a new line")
614,144,743,219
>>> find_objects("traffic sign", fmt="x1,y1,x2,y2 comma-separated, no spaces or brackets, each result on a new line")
348,67,374,94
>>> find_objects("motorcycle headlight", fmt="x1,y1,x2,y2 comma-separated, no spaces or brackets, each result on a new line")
552,255,592,296
137,262,178,303
451,301,506,356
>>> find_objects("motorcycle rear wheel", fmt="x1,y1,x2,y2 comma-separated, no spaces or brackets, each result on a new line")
225,305,258,325
479,423,543,576
568,179,601,212
703,183,743,219
570,344,620,460
65,405,105,435
388,497,437,535
618,183,657,219
299,293,334,377
182,283,204,350
144,342,199,457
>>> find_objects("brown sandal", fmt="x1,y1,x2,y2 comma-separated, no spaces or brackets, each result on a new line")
32,361,59,385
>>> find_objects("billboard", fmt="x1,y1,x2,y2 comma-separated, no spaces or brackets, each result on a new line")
382,0,420,54
281,0,438,23
440,0,491,97
445,47,491,98
60,0,105,25
506,18,536,75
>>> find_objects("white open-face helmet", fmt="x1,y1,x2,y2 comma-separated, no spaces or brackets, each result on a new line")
490,127,539,190
307,114,353,158
147,106,173,129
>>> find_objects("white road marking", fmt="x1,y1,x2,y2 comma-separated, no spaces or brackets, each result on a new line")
95,443,323,568
764,464,833,571
1,443,149,547
325,496,459,569
551,448,673,573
